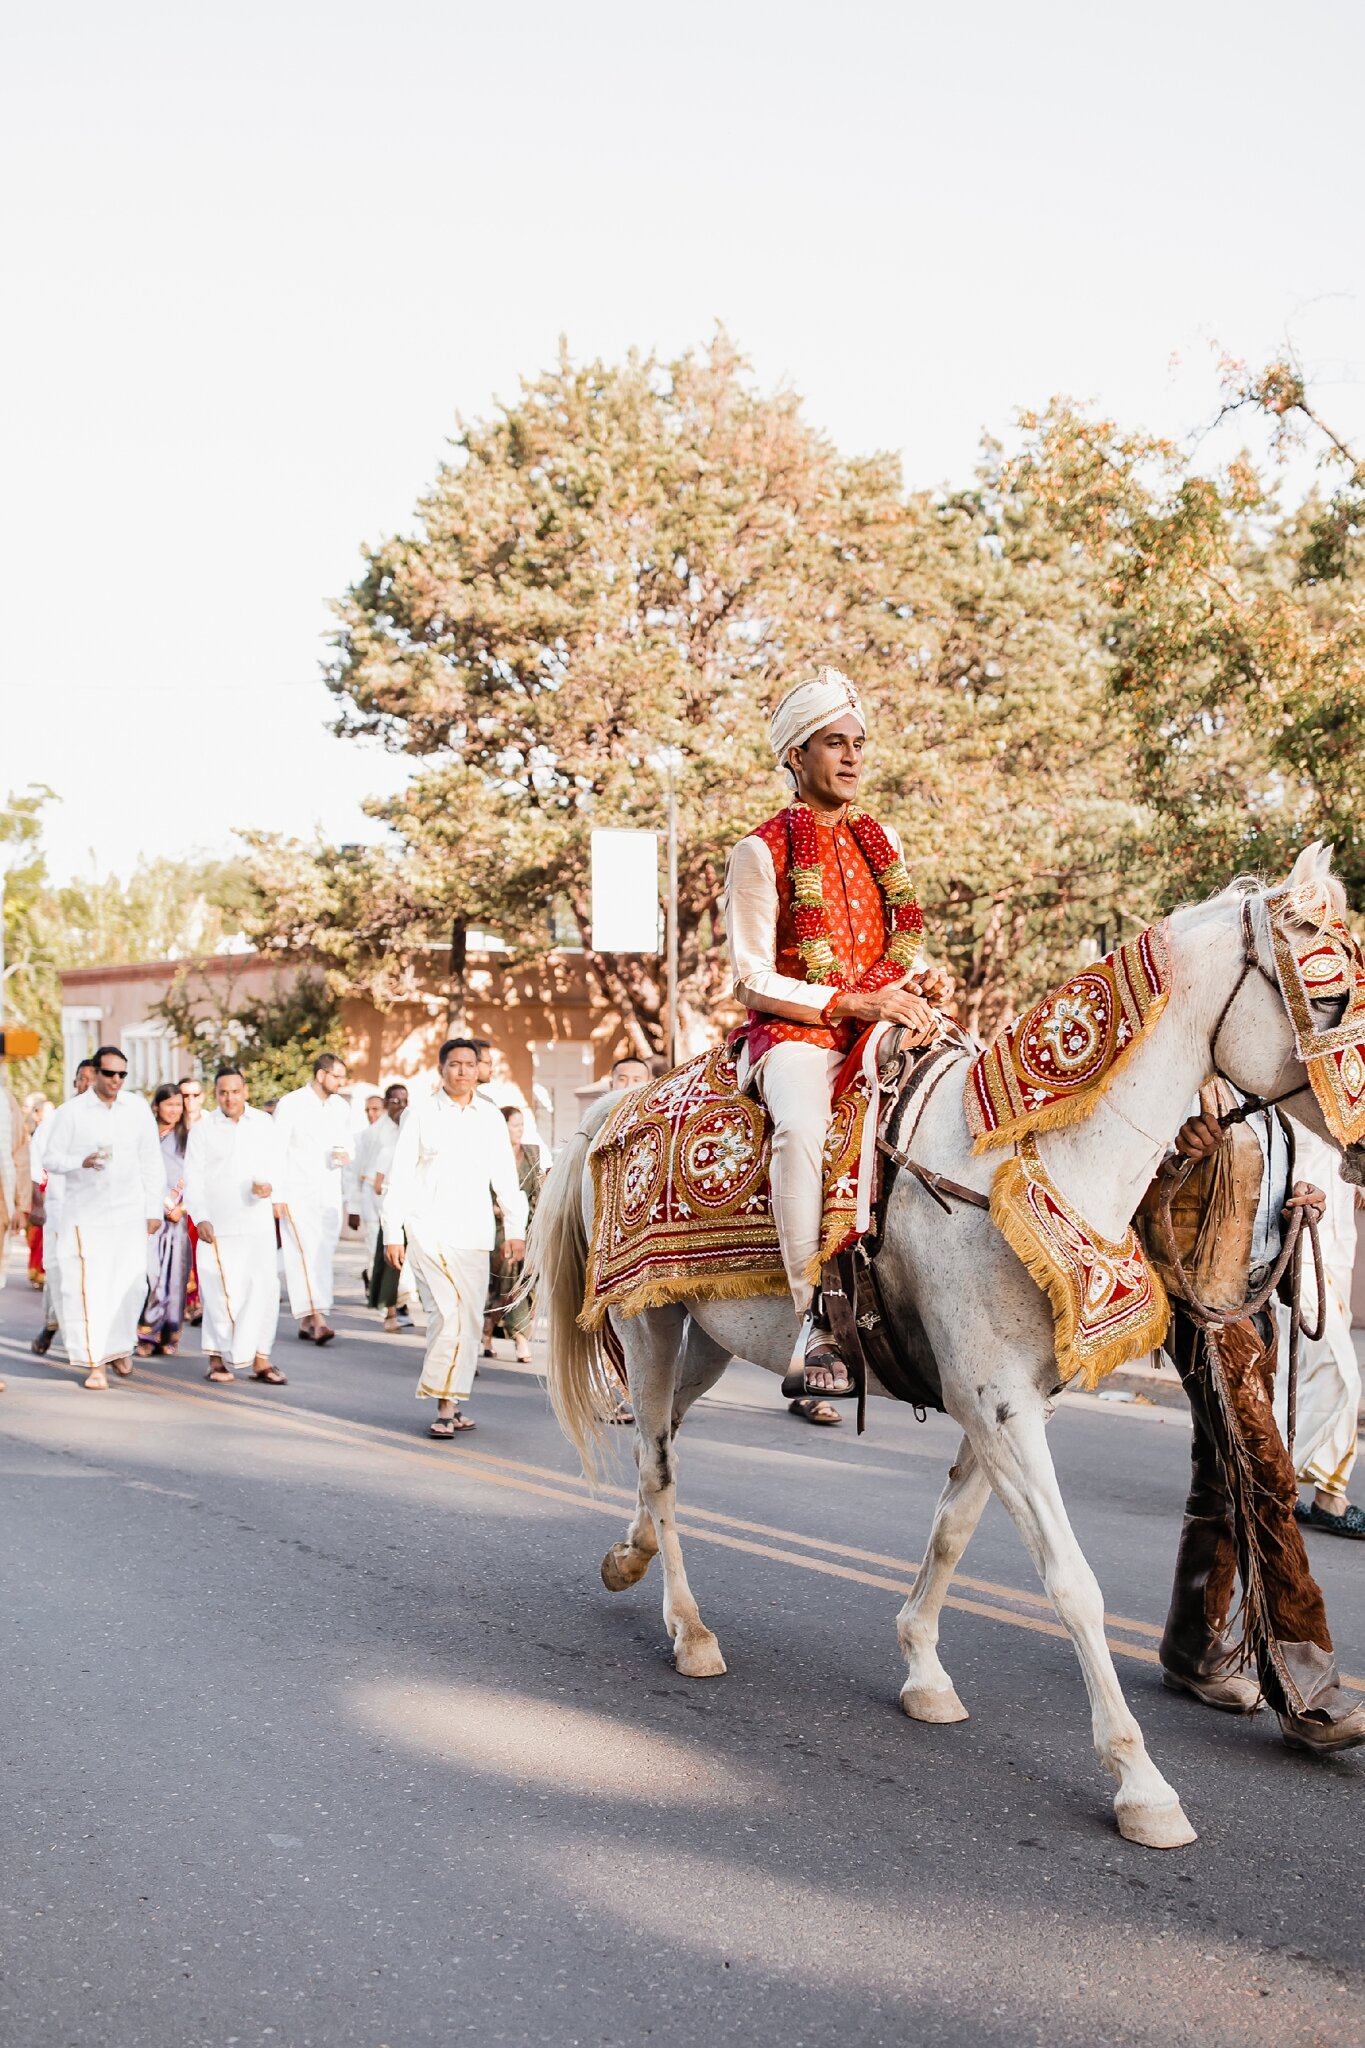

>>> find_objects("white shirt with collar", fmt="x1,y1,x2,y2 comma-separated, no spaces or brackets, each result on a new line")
272,1083,354,1212
41,1089,163,1229
184,1106,281,1238
381,1089,528,1251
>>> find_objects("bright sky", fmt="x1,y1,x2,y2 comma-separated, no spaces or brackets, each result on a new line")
4,1,1361,883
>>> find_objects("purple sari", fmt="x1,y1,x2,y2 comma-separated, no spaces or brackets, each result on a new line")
139,1129,191,1349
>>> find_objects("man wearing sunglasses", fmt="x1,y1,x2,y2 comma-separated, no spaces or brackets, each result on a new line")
38,1045,163,1389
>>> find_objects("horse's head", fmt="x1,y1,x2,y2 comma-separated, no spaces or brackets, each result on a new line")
1207,841,1365,1180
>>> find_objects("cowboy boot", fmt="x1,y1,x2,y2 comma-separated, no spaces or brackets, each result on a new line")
1160,1510,1260,1713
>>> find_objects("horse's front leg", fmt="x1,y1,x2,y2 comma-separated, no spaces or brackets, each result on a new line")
966,1387,1197,1850
897,1434,991,1723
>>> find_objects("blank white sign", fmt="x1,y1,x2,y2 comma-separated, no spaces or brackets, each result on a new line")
590,829,660,953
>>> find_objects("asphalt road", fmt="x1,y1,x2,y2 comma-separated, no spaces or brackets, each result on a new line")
1,1242,1361,2048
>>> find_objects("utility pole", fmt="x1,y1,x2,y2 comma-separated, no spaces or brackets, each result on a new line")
666,760,679,1068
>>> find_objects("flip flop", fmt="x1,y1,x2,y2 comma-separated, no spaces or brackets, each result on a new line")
429,1416,456,1438
109,1357,133,1378
312,1325,336,1346
251,1365,288,1385
788,1396,842,1427
205,1365,235,1384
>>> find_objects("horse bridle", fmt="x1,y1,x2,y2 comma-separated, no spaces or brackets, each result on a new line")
1207,889,1314,1130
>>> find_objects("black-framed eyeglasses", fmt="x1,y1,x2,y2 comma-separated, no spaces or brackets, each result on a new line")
97,1067,128,1080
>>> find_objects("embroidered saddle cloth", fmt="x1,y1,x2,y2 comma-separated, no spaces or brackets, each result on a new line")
990,1136,1171,1388
966,925,1171,1151
580,1045,875,1330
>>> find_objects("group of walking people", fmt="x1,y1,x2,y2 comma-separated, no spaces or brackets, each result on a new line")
8,1035,555,1436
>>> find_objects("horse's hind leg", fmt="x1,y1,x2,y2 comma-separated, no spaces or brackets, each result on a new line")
601,1310,730,1679
964,1386,1196,1850
600,1311,662,1593
897,1434,991,1723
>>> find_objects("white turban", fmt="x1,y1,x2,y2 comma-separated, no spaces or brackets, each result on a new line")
769,666,865,767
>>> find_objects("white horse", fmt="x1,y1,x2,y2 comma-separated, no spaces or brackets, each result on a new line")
529,846,1364,1850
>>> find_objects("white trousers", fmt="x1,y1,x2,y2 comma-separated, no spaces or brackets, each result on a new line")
754,1042,843,1316
1275,1288,1361,1498
280,1199,340,1319
57,1217,148,1368
407,1233,489,1402
198,1229,282,1367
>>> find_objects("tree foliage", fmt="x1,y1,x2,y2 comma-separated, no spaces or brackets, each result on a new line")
154,968,343,1102
194,340,1365,1052
298,335,1153,1041
1008,356,1365,907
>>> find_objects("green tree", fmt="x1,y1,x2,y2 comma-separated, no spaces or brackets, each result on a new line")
48,854,259,966
1007,359,1365,910
1,787,63,1098
154,968,343,1102
311,334,1144,1042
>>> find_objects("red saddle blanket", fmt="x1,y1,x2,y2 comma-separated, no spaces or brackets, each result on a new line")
580,1045,875,1330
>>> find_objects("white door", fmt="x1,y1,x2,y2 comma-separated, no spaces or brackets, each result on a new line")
529,1041,596,1156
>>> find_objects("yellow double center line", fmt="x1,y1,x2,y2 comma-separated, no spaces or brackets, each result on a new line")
129,1369,1364,1692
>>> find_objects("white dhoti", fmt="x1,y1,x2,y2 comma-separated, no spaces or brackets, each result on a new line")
406,1234,488,1401
1274,1237,1361,1502
41,1236,62,1332
199,1229,281,1367
1275,1125,1361,1501
58,1218,149,1368
280,1200,341,1320
754,1041,843,1316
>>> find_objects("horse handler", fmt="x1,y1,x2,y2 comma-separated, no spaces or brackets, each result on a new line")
1141,1089,1365,1752
381,1038,527,1438
722,667,945,1398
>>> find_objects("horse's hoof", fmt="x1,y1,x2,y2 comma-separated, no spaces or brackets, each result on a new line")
673,1628,727,1679
900,1682,969,1724
1115,1799,1198,1850
600,1543,654,1592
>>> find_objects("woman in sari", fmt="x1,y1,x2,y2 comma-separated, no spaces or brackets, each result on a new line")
138,1082,192,1357
483,1107,542,1364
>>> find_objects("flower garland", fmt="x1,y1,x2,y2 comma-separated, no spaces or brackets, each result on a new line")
787,804,924,990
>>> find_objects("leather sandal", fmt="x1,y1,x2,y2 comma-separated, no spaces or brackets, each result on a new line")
788,1396,842,1427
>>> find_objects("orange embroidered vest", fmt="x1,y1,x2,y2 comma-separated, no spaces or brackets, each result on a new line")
747,809,890,1056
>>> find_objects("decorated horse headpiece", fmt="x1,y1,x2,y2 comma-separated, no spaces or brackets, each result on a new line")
1265,855,1365,1146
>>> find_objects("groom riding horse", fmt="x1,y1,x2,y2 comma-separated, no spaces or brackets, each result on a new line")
723,666,948,1398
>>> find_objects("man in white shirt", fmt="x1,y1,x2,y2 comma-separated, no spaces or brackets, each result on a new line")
273,1052,353,1344
185,1067,285,1385
28,1060,95,1356
382,1038,527,1436
40,1044,164,1389
349,1083,413,1331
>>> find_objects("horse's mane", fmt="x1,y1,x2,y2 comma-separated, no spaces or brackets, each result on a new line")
1187,841,1348,935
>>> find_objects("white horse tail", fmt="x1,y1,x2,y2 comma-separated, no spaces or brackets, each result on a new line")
527,1095,618,1481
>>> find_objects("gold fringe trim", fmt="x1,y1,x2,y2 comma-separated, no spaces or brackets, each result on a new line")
989,1156,1170,1390
972,990,1169,1153
579,1266,789,1332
